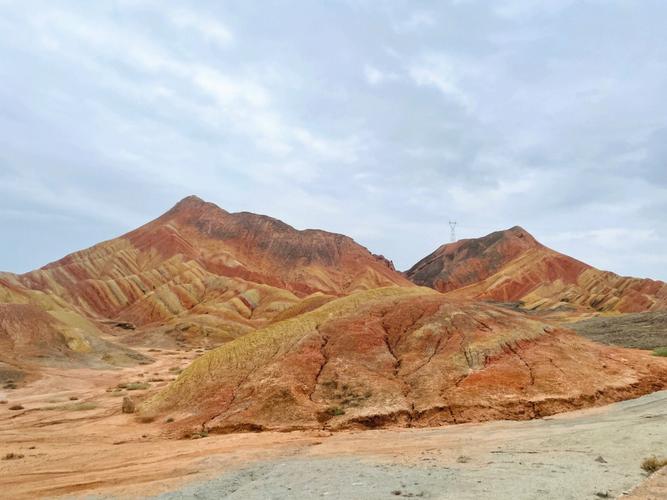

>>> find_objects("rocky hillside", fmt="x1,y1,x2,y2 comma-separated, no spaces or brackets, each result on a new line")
0,274,147,383
140,287,667,434
407,227,667,313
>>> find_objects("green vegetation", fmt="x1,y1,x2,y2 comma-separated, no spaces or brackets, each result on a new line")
652,347,667,357
118,382,150,391
44,402,97,411
641,456,667,474
126,382,150,390
326,406,345,416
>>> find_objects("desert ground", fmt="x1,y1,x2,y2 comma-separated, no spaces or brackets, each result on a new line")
1,345,665,500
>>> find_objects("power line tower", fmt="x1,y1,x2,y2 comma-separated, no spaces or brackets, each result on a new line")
449,221,457,243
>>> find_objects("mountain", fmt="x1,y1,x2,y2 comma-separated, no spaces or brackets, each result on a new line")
406,227,667,313
7,196,411,345
140,287,667,434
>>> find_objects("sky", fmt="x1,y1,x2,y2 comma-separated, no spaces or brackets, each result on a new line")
1,0,666,280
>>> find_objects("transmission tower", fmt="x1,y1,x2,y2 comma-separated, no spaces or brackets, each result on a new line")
449,221,457,243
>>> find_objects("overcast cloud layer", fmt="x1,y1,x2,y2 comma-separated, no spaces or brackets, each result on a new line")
1,0,666,280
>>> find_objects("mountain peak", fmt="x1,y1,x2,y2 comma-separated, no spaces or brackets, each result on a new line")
406,226,541,292
162,195,229,220
171,194,210,210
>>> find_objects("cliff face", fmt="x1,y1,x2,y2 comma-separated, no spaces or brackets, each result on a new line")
407,227,667,313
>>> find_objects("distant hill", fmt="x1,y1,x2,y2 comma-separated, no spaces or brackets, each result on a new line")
407,226,667,313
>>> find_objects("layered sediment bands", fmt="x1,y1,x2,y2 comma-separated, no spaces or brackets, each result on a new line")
140,287,667,434
13,196,411,332
0,301,148,376
407,226,667,313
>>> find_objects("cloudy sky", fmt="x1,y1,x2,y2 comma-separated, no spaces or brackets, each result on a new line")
1,0,666,280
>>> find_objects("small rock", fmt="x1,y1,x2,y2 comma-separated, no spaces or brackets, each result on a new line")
122,396,135,414
595,455,608,464
595,491,610,498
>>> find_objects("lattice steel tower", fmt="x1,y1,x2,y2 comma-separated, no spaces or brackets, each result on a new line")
449,221,457,243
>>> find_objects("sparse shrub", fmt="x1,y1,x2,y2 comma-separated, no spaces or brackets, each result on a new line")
322,380,338,389
165,417,174,423
2,453,24,460
641,456,667,474
0,400,7,404
43,402,97,411
326,406,345,416
9,404,24,411
169,367,182,373
457,455,471,463
652,347,667,357
64,402,96,411
3,383,17,389
125,382,150,391
69,396,79,401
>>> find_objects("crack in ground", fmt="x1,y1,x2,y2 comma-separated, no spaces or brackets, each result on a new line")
506,343,535,386
547,357,567,377
308,325,330,404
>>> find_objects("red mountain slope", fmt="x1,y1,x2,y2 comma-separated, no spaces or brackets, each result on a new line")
12,196,411,337
407,227,667,313
140,287,667,434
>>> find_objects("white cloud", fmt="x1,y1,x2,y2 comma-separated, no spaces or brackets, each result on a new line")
363,64,399,86
395,10,436,32
166,8,233,48
551,228,659,249
409,56,474,112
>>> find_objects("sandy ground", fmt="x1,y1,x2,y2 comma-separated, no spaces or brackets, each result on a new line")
0,348,665,500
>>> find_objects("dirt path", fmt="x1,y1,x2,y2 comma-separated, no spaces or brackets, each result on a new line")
0,349,665,499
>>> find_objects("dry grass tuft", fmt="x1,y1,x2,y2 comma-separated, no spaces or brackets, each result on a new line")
641,456,667,474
